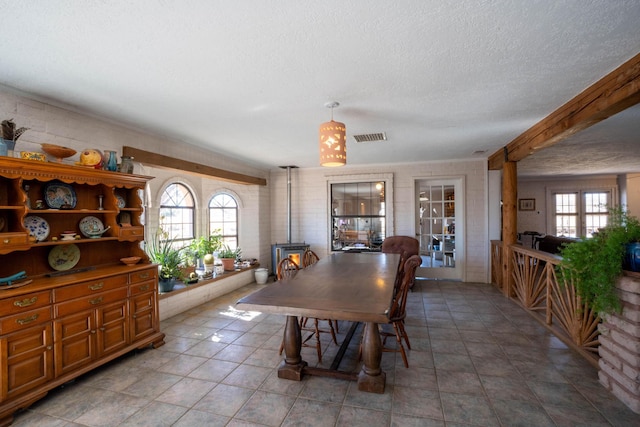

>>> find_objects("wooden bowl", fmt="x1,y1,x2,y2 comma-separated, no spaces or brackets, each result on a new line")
41,143,77,162
120,256,141,266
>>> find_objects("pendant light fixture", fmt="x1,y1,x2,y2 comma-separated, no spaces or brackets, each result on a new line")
319,101,346,167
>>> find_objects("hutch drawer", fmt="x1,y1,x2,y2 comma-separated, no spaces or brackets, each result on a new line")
0,307,52,335
53,275,128,303
0,291,52,315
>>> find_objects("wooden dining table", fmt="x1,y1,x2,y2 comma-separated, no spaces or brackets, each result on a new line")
236,252,400,393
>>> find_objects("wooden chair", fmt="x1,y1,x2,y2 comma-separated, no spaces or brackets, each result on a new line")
381,254,421,368
276,257,337,362
276,257,300,281
301,248,339,334
302,248,320,268
382,236,420,291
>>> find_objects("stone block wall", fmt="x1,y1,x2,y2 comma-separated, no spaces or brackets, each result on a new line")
598,271,640,414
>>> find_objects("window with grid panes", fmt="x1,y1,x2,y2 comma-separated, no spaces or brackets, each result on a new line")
159,183,195,244
553,191,611,238
209,193,238,249
331,182,386,251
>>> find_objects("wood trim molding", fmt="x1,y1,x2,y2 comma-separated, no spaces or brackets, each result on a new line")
122,146,267,186
489,51,640,170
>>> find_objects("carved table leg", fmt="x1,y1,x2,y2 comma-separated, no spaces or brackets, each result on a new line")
357,321,386,393
278,315,307,380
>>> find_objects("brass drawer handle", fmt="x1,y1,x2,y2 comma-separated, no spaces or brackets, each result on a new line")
89,296,104,305
3,239,9,244
16,314,39,325
14,297,37,307
89,282,104,291
139,273,150,279
139,284,150,291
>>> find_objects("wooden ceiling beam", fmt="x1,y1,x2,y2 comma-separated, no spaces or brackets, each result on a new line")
122,146,267,186
489,51,640,170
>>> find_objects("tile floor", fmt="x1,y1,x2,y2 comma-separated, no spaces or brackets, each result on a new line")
12,279,640,426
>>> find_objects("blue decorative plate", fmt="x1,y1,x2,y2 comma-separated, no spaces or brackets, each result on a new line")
24,215,50,242
44,182,77,209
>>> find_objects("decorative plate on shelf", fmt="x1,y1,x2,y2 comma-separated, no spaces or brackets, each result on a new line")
116,195,126,209
44,182,77,209
48,244,81,271
79,216,105,238
23,215,50,242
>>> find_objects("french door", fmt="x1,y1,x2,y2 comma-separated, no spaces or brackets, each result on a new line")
415,178,464,280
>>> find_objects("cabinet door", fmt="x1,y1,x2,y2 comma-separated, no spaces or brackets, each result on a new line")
130,290,157,342
96,300,129,355
1,323,54,400
54,310,95,376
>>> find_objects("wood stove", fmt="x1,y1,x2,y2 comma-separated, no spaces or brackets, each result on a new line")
271,242,309,275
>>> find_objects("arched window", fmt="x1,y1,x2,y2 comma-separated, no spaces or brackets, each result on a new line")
159,183,194,244
209,193,238,249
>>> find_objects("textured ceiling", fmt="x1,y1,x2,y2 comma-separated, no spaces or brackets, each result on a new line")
0,1,638,175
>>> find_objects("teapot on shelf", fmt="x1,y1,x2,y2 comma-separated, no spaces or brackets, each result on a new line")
84,225,111,239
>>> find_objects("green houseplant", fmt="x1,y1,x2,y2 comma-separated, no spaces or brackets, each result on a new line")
186,232,223,271
146,230,183,292
218,245,241,271
558,206,640,314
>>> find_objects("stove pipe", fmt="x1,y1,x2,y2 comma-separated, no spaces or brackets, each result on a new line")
280,165,298,243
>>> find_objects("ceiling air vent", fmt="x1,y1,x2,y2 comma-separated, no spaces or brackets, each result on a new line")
353,132,387,143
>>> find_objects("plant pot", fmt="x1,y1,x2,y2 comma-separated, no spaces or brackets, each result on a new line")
180,265,196,278
255,268,269,284
158,277,176,293
624,243,640,272
221,258,235,271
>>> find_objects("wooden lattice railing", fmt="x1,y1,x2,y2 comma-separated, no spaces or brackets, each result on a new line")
490,241,601,361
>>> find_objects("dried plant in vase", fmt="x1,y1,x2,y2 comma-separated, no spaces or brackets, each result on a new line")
1,119,29,151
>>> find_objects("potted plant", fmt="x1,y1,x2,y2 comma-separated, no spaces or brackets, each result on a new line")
146,230,183,292
558,206,640,314
187,232,223,271
218,245,241,271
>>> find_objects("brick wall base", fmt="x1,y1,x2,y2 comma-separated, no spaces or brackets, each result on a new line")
598,271,640,414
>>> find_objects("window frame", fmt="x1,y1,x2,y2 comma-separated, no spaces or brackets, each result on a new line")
158,182,195,245
209,192,239,250
327,173,394,252
548,186,616,238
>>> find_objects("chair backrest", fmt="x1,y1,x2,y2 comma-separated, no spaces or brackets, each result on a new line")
382,236,419,292
388,255,421,322
277,257,300,281
302,249,320,268
381,236,419,257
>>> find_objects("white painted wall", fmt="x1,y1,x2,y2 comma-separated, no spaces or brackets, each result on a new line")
269,159,490,283
625,173,640,217
1,87,492,283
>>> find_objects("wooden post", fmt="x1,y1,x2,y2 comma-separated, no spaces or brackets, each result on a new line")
502,161,518,297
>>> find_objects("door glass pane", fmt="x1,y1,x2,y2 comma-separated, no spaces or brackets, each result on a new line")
419,183,455,268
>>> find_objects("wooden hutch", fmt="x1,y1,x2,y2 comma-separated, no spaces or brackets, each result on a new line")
0,157,164,425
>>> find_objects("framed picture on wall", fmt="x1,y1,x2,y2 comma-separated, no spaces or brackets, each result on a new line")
519,198,535,211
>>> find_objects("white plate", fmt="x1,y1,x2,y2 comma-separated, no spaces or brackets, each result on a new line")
48,244,81,271
116,195,126,209
24,215,50,242
79,216,104,238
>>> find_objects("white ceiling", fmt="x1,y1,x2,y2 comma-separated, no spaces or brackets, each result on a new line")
0,1,639,175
